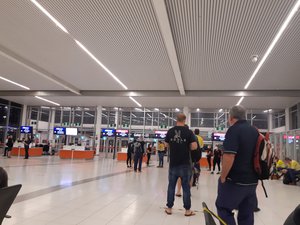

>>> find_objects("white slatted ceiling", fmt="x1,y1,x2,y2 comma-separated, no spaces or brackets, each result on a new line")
165,0,296,90
39,0,178,90
251,12,300,90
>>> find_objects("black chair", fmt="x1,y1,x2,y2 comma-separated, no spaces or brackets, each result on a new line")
0,184,22,225
284,204,300,225
202,202,227,225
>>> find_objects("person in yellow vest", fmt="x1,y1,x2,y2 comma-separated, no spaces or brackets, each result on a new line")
274,156,286,170
157,141,165,168
283,157,300,185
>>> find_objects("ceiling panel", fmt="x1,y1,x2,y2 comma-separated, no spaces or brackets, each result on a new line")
0,54,64,90
250,12,300,90
165,0,296,90
0,0,124,90
37,0,178,90
242,97,300,109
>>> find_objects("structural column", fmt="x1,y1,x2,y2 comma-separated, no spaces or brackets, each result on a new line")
183,106,191,127
95,106,102,155
268,112,273,131
21,105,27,126
48,108,55,141
285,107,290,131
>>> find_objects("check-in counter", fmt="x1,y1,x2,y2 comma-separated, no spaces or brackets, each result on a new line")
11,147,43,157
117,152,147,162
59,146,95,159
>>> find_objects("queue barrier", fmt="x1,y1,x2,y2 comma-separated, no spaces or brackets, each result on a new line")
11,147,43,157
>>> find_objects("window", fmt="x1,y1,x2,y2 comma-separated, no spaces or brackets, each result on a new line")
40,108,50,122
101,110,108,125
31,107,38,120
272,110,285,129
55,109,62,124
9,107,21,127
0,104,8,126
83,110,95,124
74,110,82,125
290,105,298,130
252,113,268,129
62,109,70,124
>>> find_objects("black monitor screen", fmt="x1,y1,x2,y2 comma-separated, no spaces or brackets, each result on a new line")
53,127,66,135
20,126,33,134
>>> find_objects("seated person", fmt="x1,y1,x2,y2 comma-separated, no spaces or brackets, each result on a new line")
275,156,286,170
0,167,11,219
282,158,300,185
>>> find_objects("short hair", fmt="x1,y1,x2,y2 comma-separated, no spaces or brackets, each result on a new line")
177,113,186,123
229,105,246,120
0,167,8,188
194,129,200,135
284,157,291,161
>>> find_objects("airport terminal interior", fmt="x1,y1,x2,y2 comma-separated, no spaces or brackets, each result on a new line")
0,0,300,224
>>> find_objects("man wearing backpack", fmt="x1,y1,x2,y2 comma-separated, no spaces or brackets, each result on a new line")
216,105,259,225
133,138,145,172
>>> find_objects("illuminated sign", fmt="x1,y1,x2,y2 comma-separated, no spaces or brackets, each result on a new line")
20,126,33,134
116,129,129,138
101,129,116,138
155,130,167,139
53,127,66,135
212,132,226,142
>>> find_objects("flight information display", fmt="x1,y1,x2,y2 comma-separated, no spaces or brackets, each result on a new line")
20,126,33,134
212,132,226,142
155,130,167,139
116,129,129,138
101,129,116,138
53,127,66,135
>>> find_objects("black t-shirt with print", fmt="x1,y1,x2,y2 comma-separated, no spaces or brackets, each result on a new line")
165,126,196,168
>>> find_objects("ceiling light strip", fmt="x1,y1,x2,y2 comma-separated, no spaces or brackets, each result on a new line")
236,96,244,106
75,40,128,90
35,96,60,106
31,0,69,33
244,0,300,89
129,97,142,107
0,76,30,90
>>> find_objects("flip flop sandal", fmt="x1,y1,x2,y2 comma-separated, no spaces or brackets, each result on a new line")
185,211,196,217
175,194,182,197
165,209,172,215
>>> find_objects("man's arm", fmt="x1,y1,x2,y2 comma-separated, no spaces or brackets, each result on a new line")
164,142,169,148
190,142,197,150
220,153,236,183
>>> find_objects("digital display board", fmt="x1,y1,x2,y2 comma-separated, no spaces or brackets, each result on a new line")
212,132,226,142
101,129,116,138
155,130,167,139
20,126,33,134
116,129,129,138
53,127,66,135
66,128,78,136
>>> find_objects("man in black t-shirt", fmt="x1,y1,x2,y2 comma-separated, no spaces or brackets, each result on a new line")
215,105,259,225
164,113,197,216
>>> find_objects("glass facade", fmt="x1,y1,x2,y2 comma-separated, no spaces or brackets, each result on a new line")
272,110,285,129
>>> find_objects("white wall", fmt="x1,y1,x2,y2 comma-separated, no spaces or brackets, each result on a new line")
271,126,286,133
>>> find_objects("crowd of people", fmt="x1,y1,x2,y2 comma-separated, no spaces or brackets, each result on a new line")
2,136,32,159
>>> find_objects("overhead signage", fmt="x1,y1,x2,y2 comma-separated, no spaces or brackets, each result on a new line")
116,129,129,138
66,128,78,136
53,127,66,135
212,132,226,142
20,126,33,134
101,129,116,138
155,130,167,139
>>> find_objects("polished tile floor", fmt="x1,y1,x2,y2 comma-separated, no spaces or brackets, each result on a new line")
1,155,299,225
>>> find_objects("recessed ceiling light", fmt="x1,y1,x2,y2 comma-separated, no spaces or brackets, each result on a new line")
129,97,142,107
175,108,180,112
35,96,60,106
236,96,244,106
250,55,258,63
0,76,30,90
114,107,118,110
244,0,300,89
219,109,223,112
84,108,90,111
196,108,200,112
75,40,128,90
154,108,159,111
31,0,69,33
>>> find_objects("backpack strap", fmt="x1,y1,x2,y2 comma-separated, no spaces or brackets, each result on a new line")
261,180,268,198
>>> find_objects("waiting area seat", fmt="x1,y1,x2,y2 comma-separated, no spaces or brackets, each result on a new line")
202,202,227,225
0,184,22,225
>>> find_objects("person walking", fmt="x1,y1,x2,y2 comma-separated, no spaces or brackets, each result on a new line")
216,105,259,225
211,146,222,174
164,113,197,216
24,137,31,159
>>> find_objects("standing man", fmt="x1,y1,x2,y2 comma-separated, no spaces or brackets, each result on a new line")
216,105,259,225
24,137,31,159
164,113,197,216
133,138,145,172
157,141,165,168
6,135,13,158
